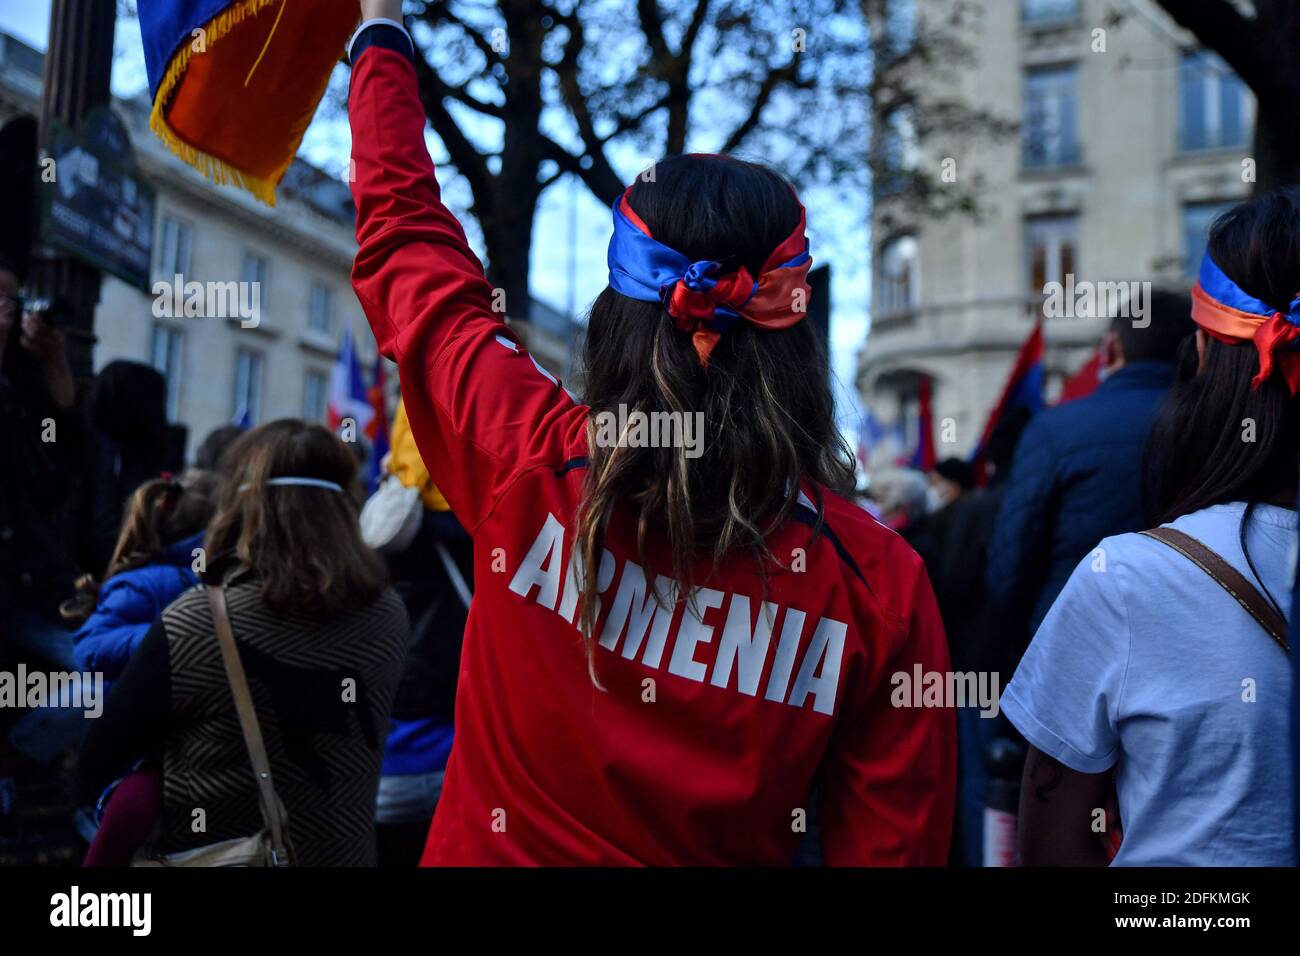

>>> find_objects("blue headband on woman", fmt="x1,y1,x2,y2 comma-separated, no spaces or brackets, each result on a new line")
1192,252,1300,394
607,199,710,305
605,185,812,366
1198,254,1300,322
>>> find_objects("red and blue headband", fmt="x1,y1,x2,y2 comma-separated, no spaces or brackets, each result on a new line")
607,185,812,366
1191,253,1300,395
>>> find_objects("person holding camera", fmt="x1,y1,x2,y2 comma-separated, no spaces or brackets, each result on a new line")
0,255,85,766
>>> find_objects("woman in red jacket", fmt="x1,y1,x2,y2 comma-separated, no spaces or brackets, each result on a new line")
350,1,954,865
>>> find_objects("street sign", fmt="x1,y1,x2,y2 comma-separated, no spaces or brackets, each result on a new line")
40,108,155,292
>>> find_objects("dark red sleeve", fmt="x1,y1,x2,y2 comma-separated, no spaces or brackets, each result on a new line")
818,559,957,865
348,44,584,531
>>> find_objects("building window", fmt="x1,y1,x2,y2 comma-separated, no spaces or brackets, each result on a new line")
1183,201,1234,278
241,252,268,306
150,324,183,422
303,369,329,422
877,235,919,315
308,283,333,335
233,348,264,424
1022,0,1078,26
157,216,192,277
1023,65,1080,168
1179,51,1251,152
1025,214,1078,293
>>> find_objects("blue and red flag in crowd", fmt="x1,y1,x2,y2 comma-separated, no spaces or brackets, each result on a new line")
1058,346,1102,404
971,321,1044,483
365,359,390,494
328,328,375,438
907,375,936,471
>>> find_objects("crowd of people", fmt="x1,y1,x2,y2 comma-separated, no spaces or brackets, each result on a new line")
862,203,1298,865
0,3,1294,868
1,251,471,866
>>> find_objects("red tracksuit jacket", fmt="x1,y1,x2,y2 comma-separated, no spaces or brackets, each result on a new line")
348,34,955,866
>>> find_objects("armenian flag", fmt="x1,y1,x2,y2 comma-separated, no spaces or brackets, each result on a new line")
907,375,936,472
1057,346,1102,404
138,0,358,204
971,321,1044,483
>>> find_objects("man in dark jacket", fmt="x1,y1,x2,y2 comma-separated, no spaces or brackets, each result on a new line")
933,407,1030,866
985,290,1192,653
938,409,1032,678
78,361,171,577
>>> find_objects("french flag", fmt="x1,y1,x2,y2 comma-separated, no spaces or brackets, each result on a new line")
365,359,391,493
971,321,1044,482
327,328,375,435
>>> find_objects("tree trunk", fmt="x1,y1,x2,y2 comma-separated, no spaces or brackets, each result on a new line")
1251,94,1300,194
481,199,538,324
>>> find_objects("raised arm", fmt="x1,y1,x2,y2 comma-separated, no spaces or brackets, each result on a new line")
348,8,584,530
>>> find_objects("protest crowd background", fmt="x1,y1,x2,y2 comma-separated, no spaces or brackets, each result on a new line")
0,0,1296,871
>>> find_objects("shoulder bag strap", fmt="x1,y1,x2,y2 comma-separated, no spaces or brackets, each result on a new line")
1139,526,1290,655
206,583,293,863
433,540,473,611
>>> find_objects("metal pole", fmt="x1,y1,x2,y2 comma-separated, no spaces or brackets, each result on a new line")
30,0,117,385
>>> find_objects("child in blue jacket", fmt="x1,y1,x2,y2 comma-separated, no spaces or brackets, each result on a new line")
62,472,214,866
63,473,214,683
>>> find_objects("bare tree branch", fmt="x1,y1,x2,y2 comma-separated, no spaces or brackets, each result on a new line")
1154,1,1275,87
409,37,493,210
720,57,803,154
418,0,508,69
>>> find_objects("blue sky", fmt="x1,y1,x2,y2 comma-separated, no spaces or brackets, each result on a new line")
1,3,871,443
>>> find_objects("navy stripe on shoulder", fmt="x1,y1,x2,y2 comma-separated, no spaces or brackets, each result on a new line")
792,503,872,593
555,456,590,477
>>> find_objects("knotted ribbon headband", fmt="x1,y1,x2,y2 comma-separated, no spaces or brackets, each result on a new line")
607,185,812,366
1191,253,1300,396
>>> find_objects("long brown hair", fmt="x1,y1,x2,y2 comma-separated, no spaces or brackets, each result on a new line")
574,155,856,679
206,419,387,614
61,473,215,626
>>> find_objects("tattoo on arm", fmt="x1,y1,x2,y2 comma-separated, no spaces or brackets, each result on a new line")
1030,753,1064,803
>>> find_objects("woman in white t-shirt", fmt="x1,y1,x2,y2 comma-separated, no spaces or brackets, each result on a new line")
1003,189,1299,866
